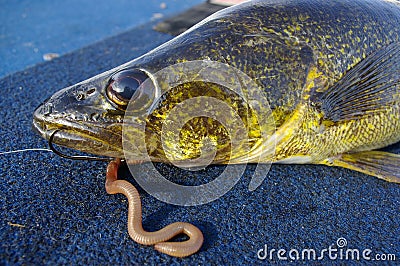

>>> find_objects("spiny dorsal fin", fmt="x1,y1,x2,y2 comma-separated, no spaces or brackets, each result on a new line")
326,151,400,183
321,42,400,122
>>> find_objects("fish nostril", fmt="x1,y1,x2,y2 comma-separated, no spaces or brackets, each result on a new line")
75,92,85,101
87,87,96,95
75,87,97,101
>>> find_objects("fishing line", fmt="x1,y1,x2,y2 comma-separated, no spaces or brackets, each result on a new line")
0,148,52,155
0,131,112,162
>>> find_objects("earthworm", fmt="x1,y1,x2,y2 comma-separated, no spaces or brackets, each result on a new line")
105,158,204,257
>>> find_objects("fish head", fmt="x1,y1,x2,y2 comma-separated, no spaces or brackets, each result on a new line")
33,4,280,165
32,67,151,158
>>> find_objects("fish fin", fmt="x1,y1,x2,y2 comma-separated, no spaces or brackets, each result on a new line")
320,42,400,121
324,151,400,183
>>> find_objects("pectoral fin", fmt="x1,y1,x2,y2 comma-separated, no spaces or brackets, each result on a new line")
324,151,400,183
319,42,400,122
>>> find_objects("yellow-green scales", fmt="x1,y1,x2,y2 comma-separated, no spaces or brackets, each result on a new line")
33,0,400,182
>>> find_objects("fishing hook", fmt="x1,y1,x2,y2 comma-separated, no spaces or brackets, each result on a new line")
48,129,113,162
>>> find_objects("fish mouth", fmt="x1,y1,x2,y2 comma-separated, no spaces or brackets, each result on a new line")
32,105,125,158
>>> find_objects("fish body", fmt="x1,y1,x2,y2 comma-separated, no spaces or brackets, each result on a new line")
33,0,400,182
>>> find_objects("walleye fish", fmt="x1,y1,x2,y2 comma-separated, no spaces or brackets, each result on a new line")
33,0,400,183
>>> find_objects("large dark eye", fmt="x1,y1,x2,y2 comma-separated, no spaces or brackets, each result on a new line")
106,69,149,110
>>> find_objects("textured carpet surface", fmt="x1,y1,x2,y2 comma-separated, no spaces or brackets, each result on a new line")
0,0,203,77
1,19,399,265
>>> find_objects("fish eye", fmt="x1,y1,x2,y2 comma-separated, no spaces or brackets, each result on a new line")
106,69,149,110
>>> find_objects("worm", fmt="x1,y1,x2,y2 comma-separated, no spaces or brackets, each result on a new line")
105,158,204,257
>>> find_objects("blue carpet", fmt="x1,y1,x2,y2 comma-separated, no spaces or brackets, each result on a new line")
1,19,399,265
0,0,203,78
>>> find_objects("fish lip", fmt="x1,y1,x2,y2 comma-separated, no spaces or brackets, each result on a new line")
32,116,126,158
32,95,120,139
32,110,122,140
32,115,95,143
